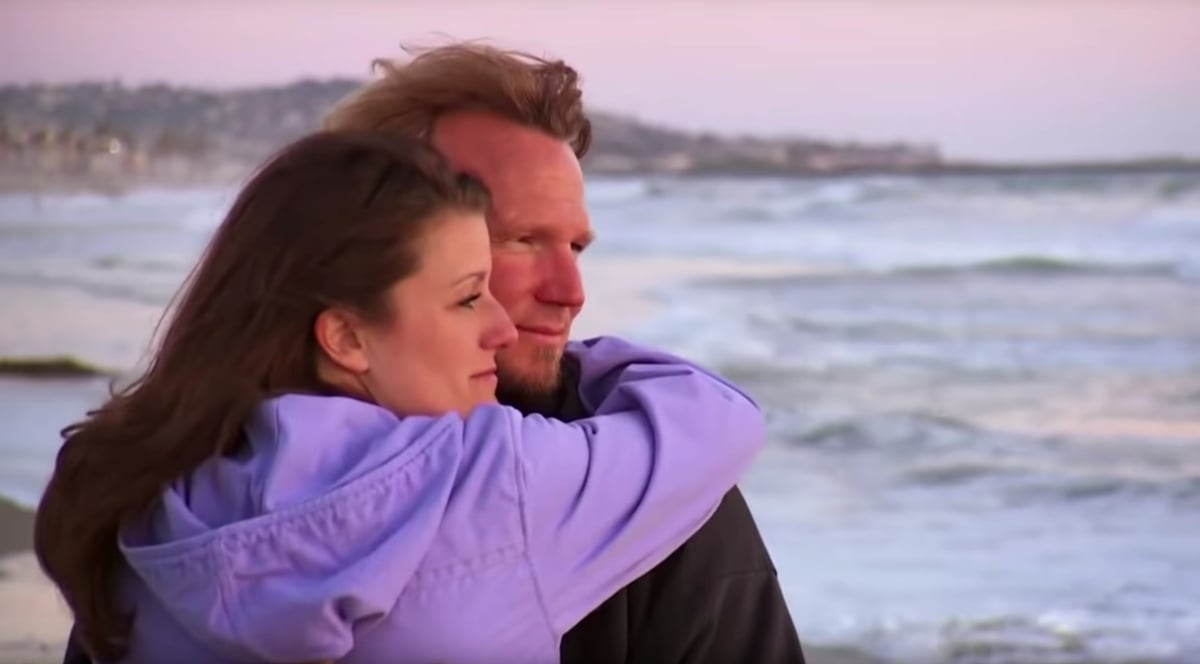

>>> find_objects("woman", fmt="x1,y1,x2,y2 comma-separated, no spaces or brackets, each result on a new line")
34,131,766,664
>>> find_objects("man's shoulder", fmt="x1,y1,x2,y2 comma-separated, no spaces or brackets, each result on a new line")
554,350,773,576
642,485,774,581
562,485,790,663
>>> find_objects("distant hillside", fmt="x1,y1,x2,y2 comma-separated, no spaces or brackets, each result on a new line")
0,79,949,192
0,79,360,158
1,80,1196,193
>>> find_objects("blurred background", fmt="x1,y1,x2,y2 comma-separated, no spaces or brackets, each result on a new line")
1,1,1198,663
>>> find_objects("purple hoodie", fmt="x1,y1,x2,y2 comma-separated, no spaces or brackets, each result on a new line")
116,336,765,663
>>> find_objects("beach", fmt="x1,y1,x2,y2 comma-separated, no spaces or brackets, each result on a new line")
0,499,66,664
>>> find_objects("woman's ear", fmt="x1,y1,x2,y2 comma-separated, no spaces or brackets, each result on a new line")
314,308,370,374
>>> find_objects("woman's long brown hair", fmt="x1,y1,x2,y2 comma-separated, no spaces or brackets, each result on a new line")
33,130,489,661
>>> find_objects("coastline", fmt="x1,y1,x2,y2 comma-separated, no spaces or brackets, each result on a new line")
5,158,1200,199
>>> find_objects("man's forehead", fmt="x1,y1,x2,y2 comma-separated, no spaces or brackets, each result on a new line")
432,112,589,237
431,112,581,184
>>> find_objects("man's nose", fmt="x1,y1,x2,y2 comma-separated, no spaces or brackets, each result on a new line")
536,248,585,309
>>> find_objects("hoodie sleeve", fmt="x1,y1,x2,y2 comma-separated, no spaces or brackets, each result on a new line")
506,336,767,633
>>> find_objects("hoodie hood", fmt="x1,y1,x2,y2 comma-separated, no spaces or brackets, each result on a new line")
120,394,462,661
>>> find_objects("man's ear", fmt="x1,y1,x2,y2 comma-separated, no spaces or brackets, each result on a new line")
314,308,370,374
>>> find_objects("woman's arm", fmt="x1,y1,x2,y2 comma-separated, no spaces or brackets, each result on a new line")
498,336,767,632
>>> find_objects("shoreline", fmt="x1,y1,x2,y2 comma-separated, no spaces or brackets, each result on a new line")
3,160,1200,198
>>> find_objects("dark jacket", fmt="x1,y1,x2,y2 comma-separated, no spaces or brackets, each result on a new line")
560,486,805,664
61,357,805,664
555,359,807,664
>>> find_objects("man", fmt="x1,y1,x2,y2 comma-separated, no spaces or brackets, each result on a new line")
61,44,805,663
325,44,805,664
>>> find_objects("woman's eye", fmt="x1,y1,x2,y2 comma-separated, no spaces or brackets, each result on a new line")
457,293,482,309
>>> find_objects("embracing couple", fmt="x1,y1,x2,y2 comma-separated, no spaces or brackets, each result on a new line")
35,44,806,664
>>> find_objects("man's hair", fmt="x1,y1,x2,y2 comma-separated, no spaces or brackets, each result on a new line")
323,43,592,157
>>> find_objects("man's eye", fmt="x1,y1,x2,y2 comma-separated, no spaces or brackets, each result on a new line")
457,293,482,309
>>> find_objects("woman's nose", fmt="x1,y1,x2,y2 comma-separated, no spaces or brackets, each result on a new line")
482,295,518,350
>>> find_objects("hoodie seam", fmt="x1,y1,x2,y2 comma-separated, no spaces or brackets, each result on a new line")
225,414,457,546
210,534,243,652
135,414,459,572
511,411,561,650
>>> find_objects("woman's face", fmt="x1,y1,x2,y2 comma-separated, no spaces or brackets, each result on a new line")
320,210,518,418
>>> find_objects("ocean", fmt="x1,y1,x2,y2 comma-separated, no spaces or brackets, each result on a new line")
2,172,1198,663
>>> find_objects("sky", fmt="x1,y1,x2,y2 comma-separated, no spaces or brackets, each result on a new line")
2,0,1199,162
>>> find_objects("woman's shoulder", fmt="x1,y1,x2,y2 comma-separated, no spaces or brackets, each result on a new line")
246,394,468,510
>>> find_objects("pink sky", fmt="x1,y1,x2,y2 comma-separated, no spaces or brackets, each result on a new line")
2,0,1199,162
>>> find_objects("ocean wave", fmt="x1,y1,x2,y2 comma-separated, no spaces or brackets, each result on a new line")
900,460,1028,486
1157,176,1200,200
667,257,1195,299
758,402,1200,506
90,255,193,274
1003,473,1200,507
892,256,1180,277
773,411,994,453
899,460,1200,503
0,268,176,305
854,607,1200,664
717,205,776,222
0,187,233,226
585,178,657,206
940,610,1199,664
612,172,1200,223
908,171,1200,202
623,175,916,209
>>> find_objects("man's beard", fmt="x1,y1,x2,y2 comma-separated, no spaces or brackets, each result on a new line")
495,345,565,417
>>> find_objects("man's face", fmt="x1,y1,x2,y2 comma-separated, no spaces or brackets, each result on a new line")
432,112,593,403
